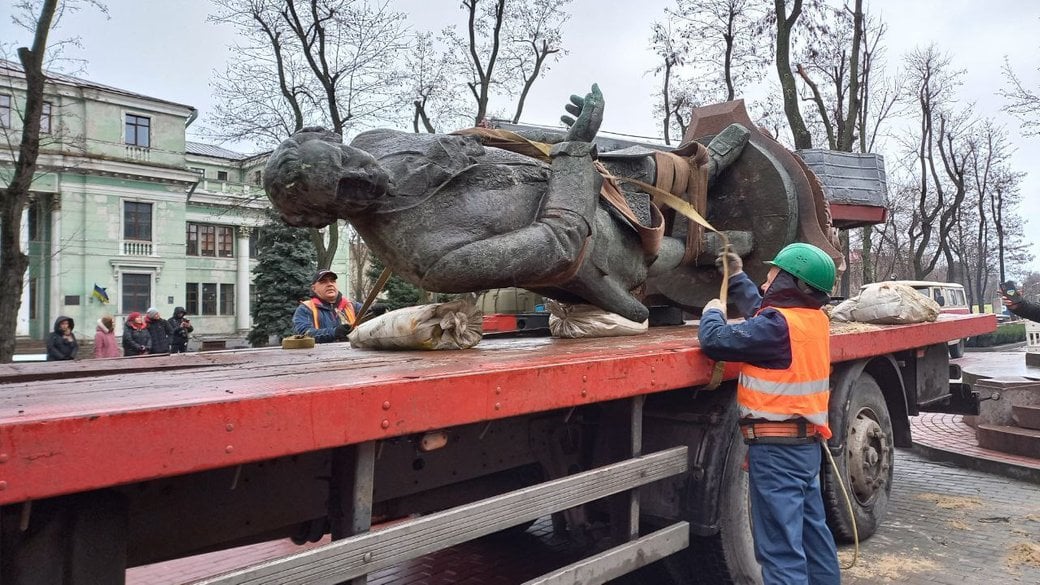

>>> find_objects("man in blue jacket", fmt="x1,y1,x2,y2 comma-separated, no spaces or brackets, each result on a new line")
292,269,363,343
698,243,841,585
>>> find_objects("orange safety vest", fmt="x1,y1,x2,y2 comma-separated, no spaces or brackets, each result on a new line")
303,297,357,329
737,306,832,439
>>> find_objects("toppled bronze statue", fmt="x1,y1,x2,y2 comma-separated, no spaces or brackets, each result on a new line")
263,85,759,323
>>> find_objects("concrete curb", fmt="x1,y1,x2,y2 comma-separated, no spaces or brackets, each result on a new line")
912,441,1040,485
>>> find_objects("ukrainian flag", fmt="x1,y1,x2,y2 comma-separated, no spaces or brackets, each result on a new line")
92,284,110,304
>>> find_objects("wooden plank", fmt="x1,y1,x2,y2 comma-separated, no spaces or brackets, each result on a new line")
0,315,994,505
522,522,689,585
192,447,688,585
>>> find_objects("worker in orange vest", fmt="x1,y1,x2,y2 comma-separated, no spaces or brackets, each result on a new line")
292,269,362,343
698,243,840,585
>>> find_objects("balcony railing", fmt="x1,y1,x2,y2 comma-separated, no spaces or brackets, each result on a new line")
122,240,154,256
125,145,151,162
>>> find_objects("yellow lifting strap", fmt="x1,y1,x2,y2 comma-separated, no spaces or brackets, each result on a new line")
601,171,731,391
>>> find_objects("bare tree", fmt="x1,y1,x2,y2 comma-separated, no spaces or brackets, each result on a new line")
651,0,770,143
0,0,107,363
460,0,571,125
648,19,687,145
507,0,571,123
670,0,771,102
1000,57,1040,136
400,30,470,134
772,0,814,148
901,46,972,280
208,0,408,270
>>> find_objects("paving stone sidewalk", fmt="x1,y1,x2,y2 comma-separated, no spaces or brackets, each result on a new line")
839,448,1040,584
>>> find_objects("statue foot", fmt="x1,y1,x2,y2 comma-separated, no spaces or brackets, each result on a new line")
706,124,751,185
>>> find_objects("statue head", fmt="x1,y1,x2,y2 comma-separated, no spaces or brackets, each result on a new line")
264,127,391,228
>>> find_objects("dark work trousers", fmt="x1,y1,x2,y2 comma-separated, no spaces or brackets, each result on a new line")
748,442,841,585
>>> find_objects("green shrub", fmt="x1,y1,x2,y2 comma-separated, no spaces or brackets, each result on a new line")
966,322,1026,347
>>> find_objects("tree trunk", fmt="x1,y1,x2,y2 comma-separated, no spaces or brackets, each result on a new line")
774,0,812,149
861,226,874,284
0,0,59,363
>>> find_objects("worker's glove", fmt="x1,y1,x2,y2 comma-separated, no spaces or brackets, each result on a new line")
703,298,726,315
715,250,743,277
334,323,353,340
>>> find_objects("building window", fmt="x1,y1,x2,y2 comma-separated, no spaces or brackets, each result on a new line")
253,170,262,186
249,229,260,259
186,222,234,257
220,283,235,315
186,282,199,314
122,273,151,314
125,114,150,148
0,94,10,128
202,283,218,315
186,223,198,256
185,282,235,316
218,226,233,257
124,201,152,241
40,102,52,134
217,170,229,181
190,167,205,177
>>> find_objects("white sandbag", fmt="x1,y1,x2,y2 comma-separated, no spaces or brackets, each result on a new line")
547,300,648,338
348,298,483,350
830,282,940,324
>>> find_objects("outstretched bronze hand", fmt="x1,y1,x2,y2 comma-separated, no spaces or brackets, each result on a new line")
561,83,604,143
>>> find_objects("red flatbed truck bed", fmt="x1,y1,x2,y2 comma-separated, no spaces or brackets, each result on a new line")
0,314,995,585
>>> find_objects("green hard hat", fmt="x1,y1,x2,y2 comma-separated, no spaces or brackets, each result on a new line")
766,243,836,293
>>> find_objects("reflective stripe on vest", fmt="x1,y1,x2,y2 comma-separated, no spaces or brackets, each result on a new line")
304,297,357,330
737,306,832,439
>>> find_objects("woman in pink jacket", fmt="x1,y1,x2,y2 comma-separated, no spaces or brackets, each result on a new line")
94,315,121,358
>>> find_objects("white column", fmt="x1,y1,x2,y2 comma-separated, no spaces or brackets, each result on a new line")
236,227,251,331
16,207,30,336
49,196,62,329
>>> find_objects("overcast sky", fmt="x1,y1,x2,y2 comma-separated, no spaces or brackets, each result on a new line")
2,0,1038,271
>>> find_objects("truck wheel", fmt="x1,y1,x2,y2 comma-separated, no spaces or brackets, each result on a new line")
657,427,761,585
948,339,965,358
823,372,893,542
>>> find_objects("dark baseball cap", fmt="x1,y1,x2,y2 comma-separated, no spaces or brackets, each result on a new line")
312,269,338,284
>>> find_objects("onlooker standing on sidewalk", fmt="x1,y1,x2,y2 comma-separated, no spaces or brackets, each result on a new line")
93,316,121,358
168,306,193,353
46,316,79,361
1001,292,1040,322
146,307,173,354
698,243,841,585
123,312,152,356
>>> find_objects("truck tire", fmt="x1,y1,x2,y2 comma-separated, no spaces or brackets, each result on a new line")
948,339,965,358
822,372,893,542
656,427,761,585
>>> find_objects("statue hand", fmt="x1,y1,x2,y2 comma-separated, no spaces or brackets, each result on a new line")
561,83,604,143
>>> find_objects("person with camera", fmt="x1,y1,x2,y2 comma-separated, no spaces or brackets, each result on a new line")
292,269,363,343
169,306,194,353
1000,281,1040,322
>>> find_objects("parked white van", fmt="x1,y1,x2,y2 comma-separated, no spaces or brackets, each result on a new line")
862,280,969,357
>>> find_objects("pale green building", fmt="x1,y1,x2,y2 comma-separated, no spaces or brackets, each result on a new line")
1,61,345,350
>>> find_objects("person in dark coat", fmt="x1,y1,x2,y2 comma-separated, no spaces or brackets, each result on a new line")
1001,292,1040,322
145,307,173,354
46,315,79,361
168,306,194,353
123,312,152,356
